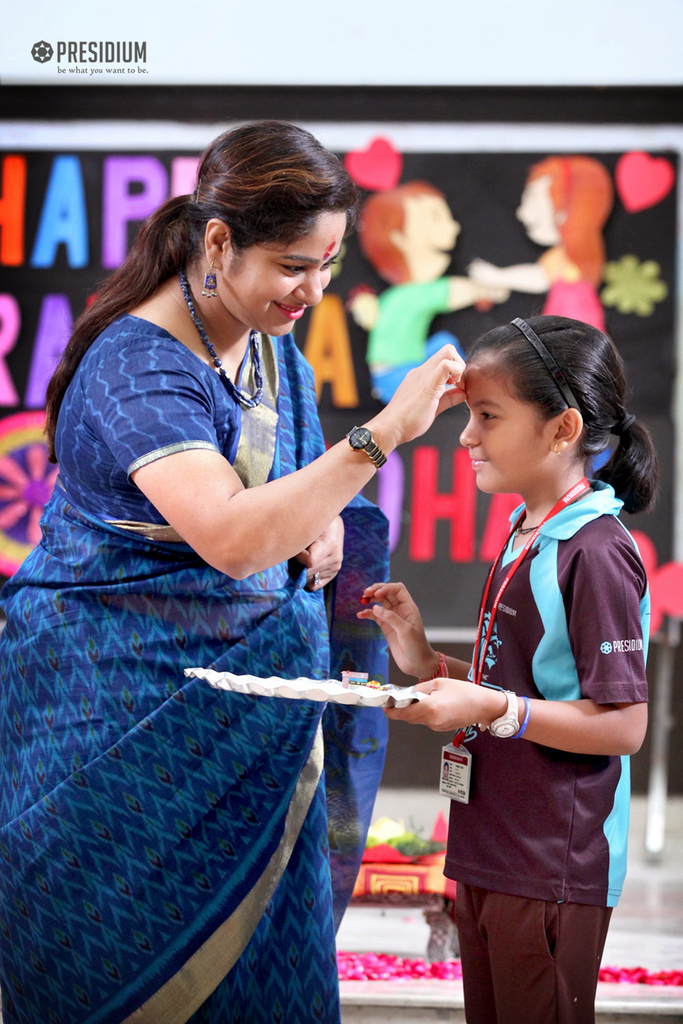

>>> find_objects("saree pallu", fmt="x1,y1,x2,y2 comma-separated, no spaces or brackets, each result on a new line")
0,334,389,1024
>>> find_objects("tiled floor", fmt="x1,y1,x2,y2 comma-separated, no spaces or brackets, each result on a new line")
337,791,683,1021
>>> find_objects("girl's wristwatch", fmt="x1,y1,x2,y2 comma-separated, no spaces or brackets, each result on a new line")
347,426,387,468
487,690,520,738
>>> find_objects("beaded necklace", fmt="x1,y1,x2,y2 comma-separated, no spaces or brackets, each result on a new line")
178,269,263,409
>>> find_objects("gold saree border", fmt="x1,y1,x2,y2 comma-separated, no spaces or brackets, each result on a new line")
127,440,220,477
105,520,185,542
121,724,324,1024
232,333,279,489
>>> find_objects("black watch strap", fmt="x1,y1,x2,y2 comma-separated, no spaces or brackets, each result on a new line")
363,437,387,469
347,427,388,469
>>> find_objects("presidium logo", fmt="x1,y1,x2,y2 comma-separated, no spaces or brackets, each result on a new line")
30,39,147,73
31,41,54,63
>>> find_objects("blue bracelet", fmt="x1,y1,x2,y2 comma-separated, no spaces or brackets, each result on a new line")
512,696,531,738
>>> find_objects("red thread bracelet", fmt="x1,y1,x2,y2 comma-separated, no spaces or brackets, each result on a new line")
419,651,448,683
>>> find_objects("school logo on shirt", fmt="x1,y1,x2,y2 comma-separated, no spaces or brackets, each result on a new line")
600,638,643,655
479,612,502,673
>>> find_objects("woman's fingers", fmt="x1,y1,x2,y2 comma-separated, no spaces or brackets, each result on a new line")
382,347,467,444
298,517,345,590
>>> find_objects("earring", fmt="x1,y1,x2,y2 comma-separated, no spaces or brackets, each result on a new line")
202,261,218,298
553,443,562,455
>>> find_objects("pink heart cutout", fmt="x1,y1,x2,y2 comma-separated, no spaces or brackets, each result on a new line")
344,138,403,191
615,151,675,213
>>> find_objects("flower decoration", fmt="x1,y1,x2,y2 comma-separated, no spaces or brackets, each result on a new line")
601,256,668,316
336,952,683,985
0,412,59,577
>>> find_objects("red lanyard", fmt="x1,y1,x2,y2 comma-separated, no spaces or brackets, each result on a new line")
453,476,590,746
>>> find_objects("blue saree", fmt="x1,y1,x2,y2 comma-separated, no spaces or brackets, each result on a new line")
0,318,388,1024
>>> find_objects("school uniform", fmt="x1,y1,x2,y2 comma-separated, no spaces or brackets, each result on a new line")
445,482,649,1024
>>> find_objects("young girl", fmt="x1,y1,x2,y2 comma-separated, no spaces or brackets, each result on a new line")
359,314,656,1024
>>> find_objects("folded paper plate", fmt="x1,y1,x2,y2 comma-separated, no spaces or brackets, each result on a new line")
184,668,425,708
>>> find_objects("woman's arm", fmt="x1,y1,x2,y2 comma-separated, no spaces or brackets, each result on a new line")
132,346,466,578
386,677,648,757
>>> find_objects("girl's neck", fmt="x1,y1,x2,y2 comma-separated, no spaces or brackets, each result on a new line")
519,465,588,530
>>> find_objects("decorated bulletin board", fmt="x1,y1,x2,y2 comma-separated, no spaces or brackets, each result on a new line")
0,121,680,636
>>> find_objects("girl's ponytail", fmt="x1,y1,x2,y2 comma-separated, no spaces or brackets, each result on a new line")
596,419,659,515
45,195,193,462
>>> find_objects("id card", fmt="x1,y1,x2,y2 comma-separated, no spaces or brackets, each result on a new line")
439,742,471,803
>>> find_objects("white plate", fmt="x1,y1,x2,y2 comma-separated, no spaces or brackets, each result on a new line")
184,668,426,708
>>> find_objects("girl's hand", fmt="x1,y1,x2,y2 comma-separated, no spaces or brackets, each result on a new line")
357,582,438,679
385,677,507,732
296,515,345,590
370,345,467,450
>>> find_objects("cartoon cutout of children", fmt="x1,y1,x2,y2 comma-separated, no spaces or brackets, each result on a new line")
468,156,613,332
349,181,508,405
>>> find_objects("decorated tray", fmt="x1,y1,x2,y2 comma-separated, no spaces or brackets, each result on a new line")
184,668,426,708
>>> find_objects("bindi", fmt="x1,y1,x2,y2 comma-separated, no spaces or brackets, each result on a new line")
323,239,336,261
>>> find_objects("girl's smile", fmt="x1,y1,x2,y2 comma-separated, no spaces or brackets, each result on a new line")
460,359,584,515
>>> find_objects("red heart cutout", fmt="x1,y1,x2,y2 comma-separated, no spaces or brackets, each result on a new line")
615,151,675,213
344,138,403,191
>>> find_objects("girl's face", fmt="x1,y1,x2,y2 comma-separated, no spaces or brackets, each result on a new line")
516,175,561,247
217,210,347,336
460,360,561,498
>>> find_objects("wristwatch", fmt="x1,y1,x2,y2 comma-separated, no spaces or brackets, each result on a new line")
347,426,387,469
487,690,520,738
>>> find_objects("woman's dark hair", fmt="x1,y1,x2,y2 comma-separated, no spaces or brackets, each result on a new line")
467,314,658,515
45,120,359,461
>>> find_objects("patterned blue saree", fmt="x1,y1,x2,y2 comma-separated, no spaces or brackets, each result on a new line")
0,323,388,1024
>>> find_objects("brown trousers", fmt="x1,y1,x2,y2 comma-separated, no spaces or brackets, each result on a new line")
455,883,613,1024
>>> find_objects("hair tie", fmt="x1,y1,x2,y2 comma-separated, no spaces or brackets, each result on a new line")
613,412,636,436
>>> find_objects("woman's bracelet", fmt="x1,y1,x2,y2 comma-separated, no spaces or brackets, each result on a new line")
512,695,531,738
419,651,448,683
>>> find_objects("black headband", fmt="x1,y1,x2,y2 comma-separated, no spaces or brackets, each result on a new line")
510,318,581,412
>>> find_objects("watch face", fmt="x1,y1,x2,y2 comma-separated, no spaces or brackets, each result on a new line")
349,426,372,450
491,718,519,738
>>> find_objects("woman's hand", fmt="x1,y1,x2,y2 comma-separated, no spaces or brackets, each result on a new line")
369,345,467,451
296,515,345,590
357,582,437,679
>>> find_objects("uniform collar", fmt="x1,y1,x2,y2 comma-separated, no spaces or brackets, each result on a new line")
508,480,623,542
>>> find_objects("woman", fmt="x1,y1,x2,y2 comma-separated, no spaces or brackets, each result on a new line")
0,122,465,1024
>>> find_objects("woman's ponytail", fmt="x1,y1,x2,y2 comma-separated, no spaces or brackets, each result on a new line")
596,420,659,515
45,195,194,462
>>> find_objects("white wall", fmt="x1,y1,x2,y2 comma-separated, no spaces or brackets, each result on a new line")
1,0,682,87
